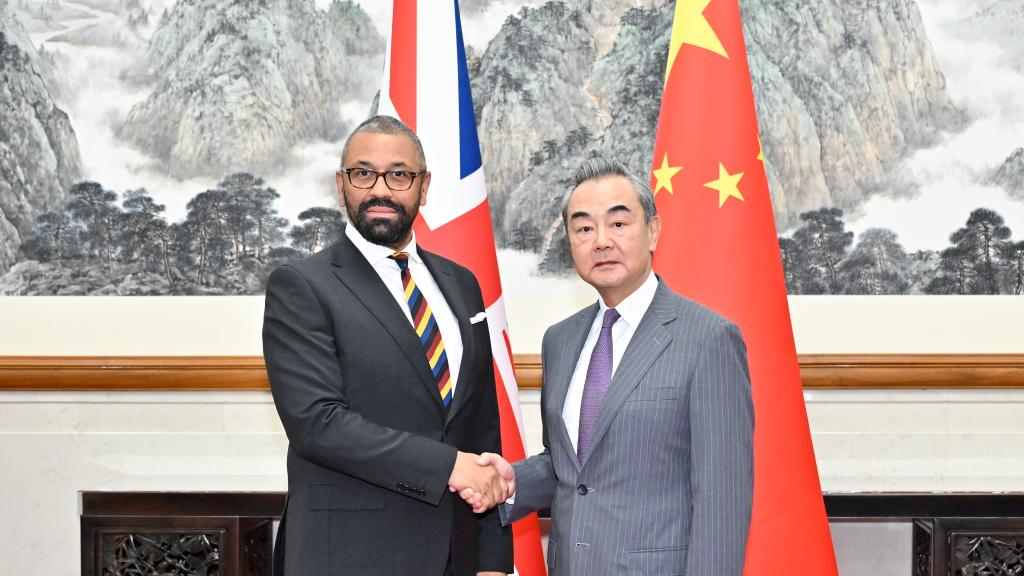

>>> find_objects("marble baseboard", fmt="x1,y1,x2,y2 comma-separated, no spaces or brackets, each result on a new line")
831,523,911,576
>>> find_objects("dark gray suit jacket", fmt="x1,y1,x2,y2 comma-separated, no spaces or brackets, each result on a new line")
263,232,512,576
503,281,753,576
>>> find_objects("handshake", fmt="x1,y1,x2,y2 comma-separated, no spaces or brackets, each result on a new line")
447,451,515,513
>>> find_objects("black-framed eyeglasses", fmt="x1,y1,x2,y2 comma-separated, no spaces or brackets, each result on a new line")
338,168,424,191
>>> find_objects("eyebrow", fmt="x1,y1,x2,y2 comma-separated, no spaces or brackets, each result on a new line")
350,160,413,169
570,204,634,220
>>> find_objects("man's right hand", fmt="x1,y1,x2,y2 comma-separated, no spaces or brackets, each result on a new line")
448,451,509,511
455,452,515,513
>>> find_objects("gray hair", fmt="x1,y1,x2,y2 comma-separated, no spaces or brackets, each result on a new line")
340,115,427,170
561,158,657,228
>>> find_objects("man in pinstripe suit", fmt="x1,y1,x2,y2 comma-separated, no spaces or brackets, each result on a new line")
467,158,754,575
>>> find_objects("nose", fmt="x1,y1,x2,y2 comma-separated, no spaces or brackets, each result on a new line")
594,225,612,250
368,174,393,197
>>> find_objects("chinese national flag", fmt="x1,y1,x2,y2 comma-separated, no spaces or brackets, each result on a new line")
650,2,838,575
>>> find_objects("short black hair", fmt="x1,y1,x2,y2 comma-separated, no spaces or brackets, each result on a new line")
340,115,427,170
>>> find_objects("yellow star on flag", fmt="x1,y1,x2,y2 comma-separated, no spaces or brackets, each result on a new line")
757,138,764,162
653,154,683,195
665,0,729,82
704,162,745,208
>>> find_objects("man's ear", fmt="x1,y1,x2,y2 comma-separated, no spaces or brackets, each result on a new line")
648,214,662,252
418,171,432,206
335,172,346,207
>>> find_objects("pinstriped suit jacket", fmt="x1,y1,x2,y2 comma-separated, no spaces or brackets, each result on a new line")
503,281,753,576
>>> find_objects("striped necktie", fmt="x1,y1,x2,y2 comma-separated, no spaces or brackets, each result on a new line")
390,252,453,406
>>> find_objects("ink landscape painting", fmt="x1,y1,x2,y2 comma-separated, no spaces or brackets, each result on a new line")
1,0,1022,295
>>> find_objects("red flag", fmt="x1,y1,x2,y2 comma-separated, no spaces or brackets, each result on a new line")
650,1,837,574
379,2,547,574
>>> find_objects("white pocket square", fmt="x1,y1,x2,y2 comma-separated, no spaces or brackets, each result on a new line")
469,312,488,324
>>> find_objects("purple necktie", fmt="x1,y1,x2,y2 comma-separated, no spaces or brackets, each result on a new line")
577,308,620,463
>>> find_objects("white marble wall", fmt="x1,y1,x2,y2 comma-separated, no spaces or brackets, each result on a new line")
807,389,1024,492
0,391,288,575
3,388,1024,575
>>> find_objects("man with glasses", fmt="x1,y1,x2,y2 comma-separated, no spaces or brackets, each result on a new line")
263,115,513,576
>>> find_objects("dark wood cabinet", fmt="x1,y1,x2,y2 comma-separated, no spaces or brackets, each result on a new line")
81,491,1024,575
829,494,1024,576
81,493,282,576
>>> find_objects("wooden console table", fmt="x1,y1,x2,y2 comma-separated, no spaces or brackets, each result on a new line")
81,492,283,576
829,493,1024,576
82,492,1024,576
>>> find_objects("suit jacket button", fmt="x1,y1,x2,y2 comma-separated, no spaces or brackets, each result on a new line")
577,484,588,496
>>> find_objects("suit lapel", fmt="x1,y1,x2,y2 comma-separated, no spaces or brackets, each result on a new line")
551,303,599,472
579,284,676,469
329,235,445,418
418,249,476,425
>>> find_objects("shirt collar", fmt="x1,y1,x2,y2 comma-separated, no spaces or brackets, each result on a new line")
345,222,422,266
597,271,658,329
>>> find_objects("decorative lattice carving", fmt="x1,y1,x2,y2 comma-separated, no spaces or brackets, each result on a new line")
953,533,1024,576
101,531,223,576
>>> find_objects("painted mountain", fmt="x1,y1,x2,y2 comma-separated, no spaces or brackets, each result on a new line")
476,0,963,282
118,0,378,179
0,0,82,274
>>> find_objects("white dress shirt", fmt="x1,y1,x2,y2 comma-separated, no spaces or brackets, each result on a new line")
345,224,463,392
561,271,659,451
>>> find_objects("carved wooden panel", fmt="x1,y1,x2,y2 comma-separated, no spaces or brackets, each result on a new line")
952,532,1024,576
914,520,933,576
100,531,222,576
239,520,273,576
82,515,242,576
